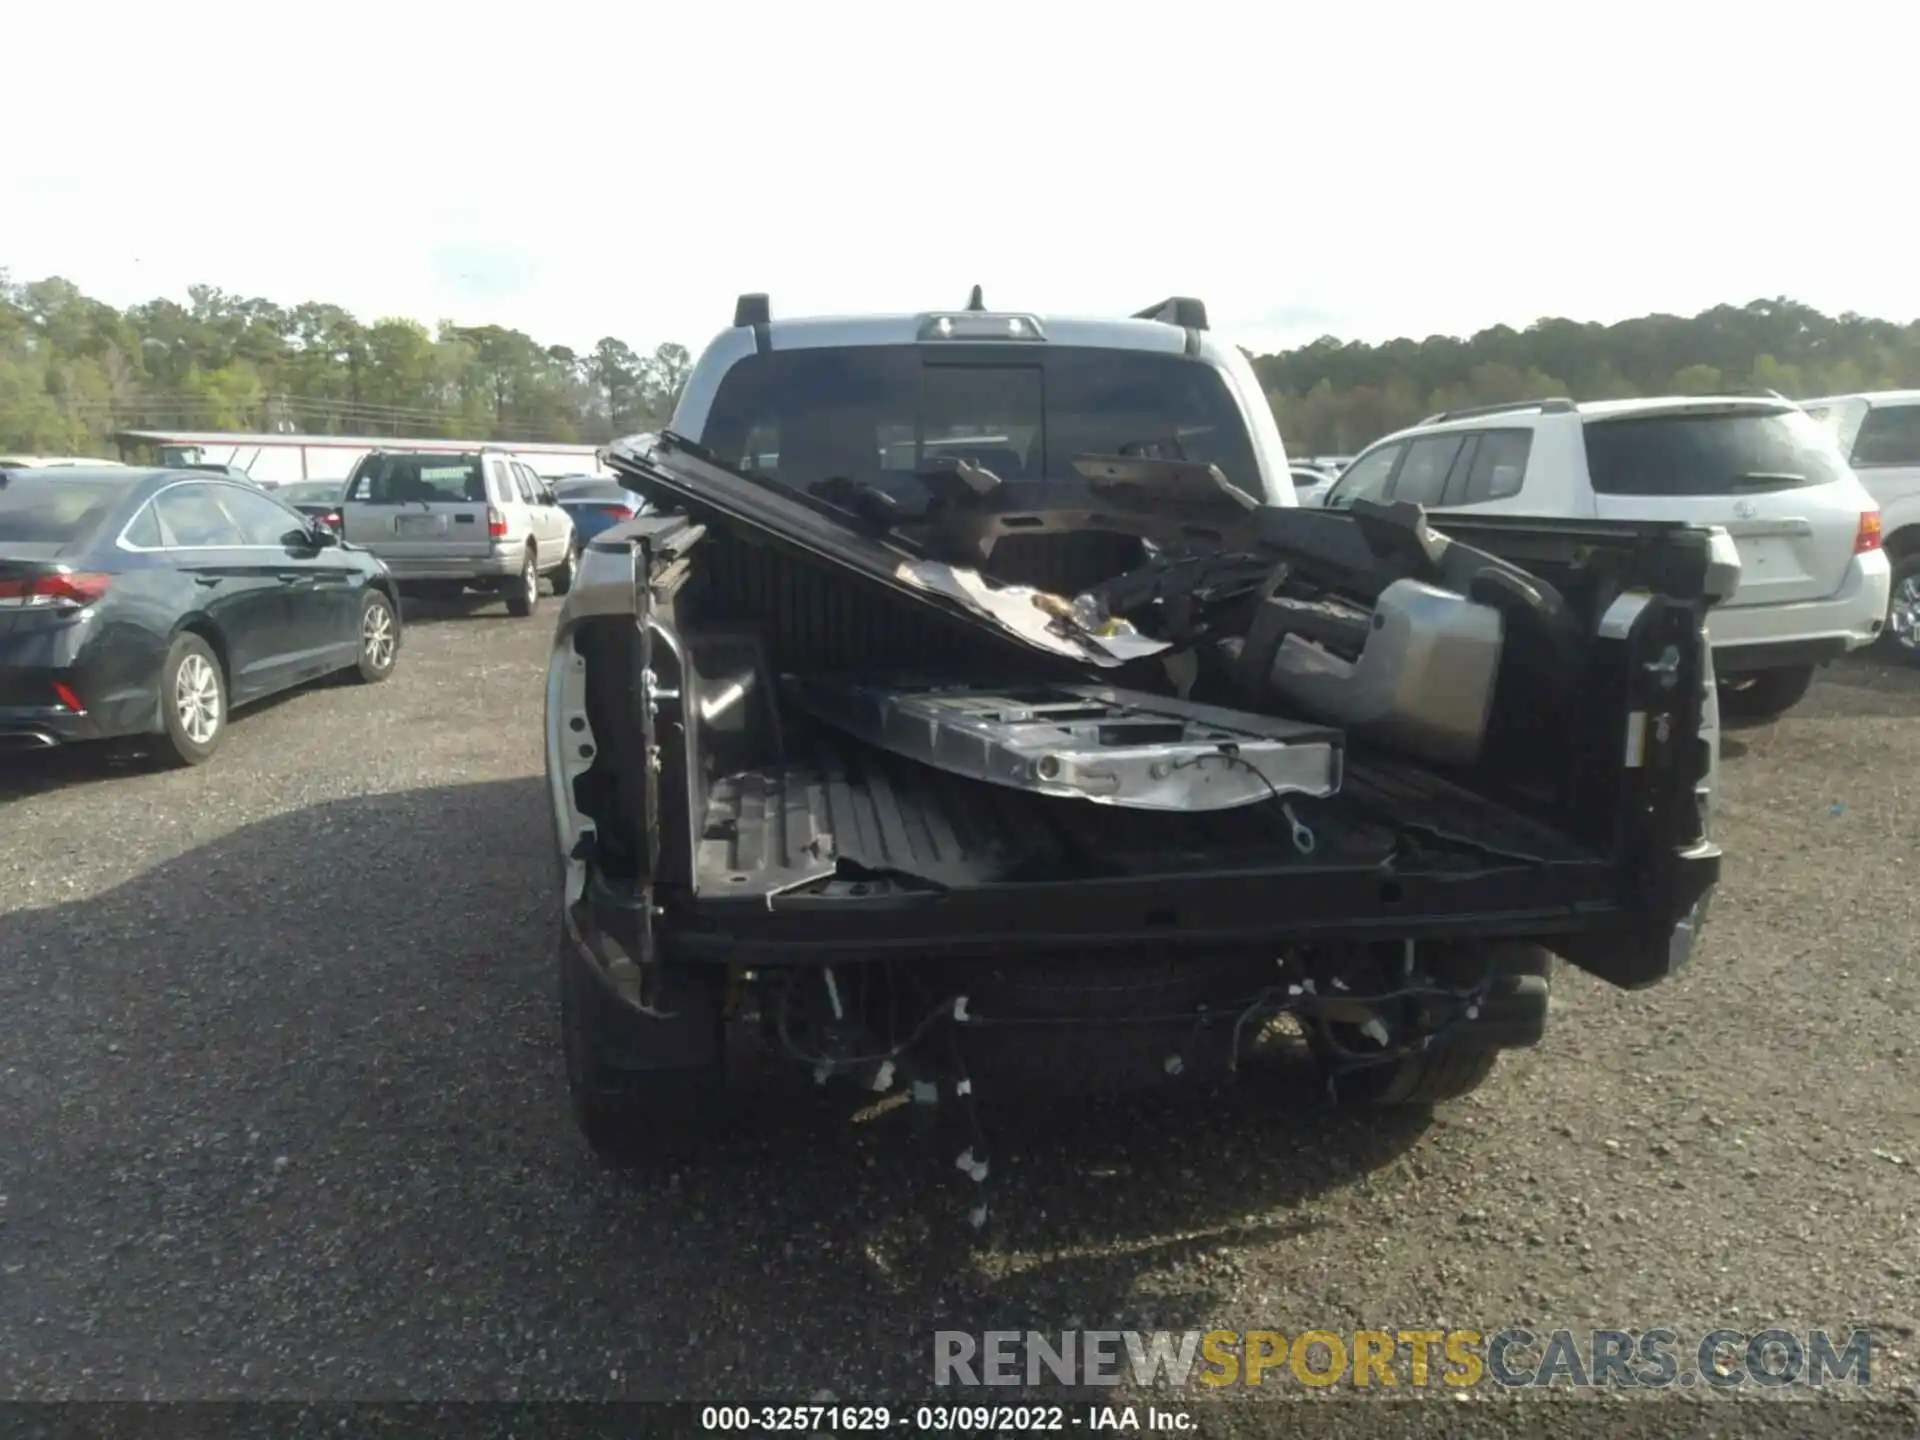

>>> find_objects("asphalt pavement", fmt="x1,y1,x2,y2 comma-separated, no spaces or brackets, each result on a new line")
2,595,1917,1433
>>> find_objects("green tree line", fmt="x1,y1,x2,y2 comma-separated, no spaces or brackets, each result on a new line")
1262,298,1920,456
6,275,1919,460
0,271,693,455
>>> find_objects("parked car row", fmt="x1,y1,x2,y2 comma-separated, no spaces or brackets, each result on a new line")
0,465,399,765
7,379,1904,783
1297,390,1913,715
0,440,612,768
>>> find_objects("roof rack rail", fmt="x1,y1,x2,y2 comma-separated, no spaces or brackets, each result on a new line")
1132,297,1209,331
1419,396,1576,425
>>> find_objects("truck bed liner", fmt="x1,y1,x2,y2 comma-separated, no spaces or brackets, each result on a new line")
694,731,1594,898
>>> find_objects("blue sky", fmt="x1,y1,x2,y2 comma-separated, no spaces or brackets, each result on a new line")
7,0,1915,358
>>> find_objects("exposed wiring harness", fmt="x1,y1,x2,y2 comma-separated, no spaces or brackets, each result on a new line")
768,945,1500,1231
770,947,1500,1077
1160,744,1318,854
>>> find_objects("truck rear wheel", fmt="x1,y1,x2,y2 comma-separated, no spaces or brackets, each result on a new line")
558,924,721,1167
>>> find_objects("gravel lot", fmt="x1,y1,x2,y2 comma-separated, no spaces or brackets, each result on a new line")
3,595,1917,1432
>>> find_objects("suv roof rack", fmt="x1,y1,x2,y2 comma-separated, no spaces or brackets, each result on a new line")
1698,387,1787,402
1132,297,1209,331
1419,396,1576,425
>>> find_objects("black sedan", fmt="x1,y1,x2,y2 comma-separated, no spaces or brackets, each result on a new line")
0,466,401,766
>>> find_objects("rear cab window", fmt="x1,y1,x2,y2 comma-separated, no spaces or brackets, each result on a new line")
695,344,1269,510
0,475,130,545
1583,406,1849,496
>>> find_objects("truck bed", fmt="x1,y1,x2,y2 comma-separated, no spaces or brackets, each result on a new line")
694,727,1597,896
631,725,1626,965
564,468,1720,983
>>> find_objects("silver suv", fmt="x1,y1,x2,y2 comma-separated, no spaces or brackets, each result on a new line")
337,446,578,616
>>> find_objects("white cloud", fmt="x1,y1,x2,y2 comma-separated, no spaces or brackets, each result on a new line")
7,0,1916,357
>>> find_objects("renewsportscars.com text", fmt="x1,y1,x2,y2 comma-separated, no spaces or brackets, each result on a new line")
934,1327,1873,1390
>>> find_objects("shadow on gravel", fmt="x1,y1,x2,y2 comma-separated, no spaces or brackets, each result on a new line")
396,591,512,628
1816,652,1920,708
395,587,572,629
0,677,360,803
0,777,1434,1400
0,740,155,801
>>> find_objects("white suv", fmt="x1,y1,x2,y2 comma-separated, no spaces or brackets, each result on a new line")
1323,395,1890,720
1799,391,1920,663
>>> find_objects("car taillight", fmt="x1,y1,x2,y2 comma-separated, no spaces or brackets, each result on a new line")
1856,510,1883,553
597,504,635,519
0,572,113,608
52,680,87,713
322,511,342,530
487,505,508,538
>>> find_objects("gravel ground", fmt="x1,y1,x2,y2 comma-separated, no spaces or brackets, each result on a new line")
2,598,1917,1434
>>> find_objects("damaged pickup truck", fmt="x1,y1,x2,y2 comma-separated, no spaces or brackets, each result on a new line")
545,292,1731,1170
